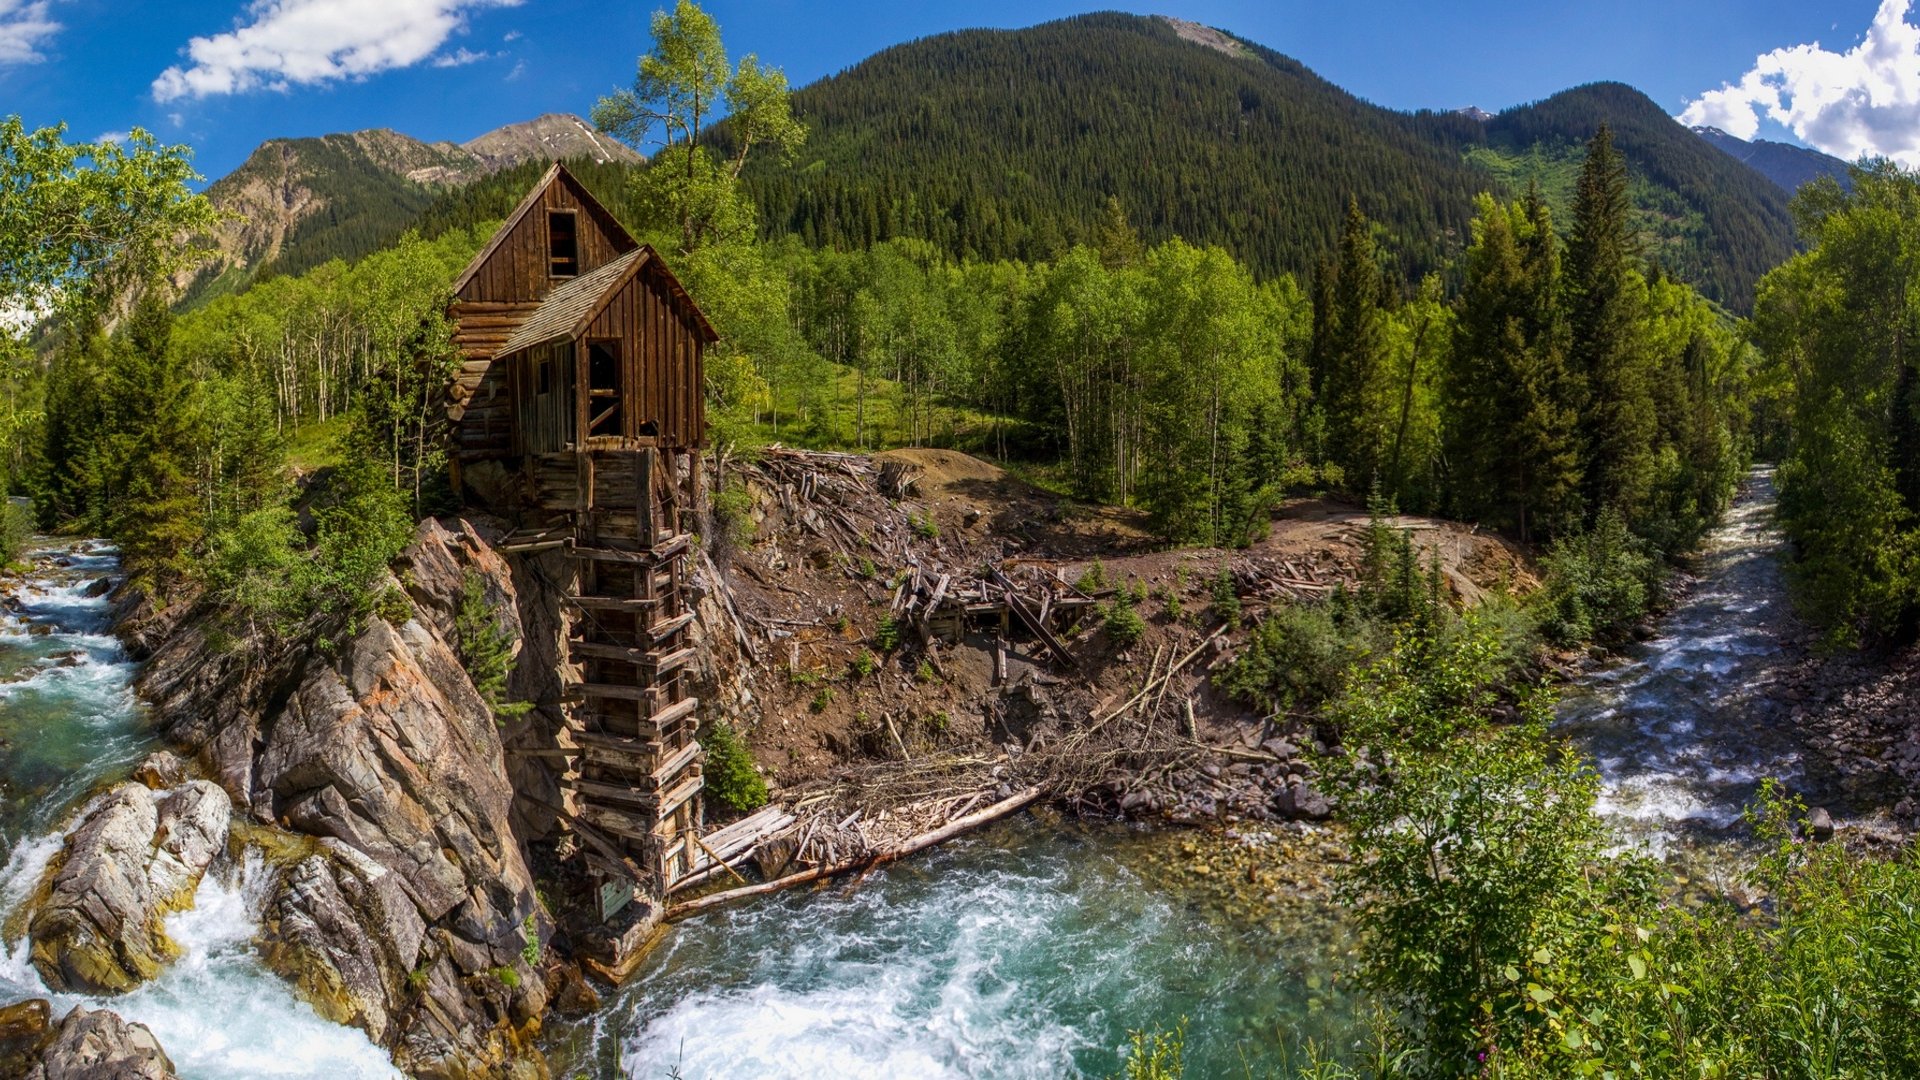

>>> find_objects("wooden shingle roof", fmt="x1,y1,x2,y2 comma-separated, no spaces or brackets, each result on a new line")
497,248,648,357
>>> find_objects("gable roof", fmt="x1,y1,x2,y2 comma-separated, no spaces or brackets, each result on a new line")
495,244,720,358
450,162,639,297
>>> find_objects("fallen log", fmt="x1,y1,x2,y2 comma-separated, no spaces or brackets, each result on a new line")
662,786,1044,922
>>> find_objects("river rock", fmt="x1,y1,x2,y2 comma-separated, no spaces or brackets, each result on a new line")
81,578,113,599
28,780,230,994
1808,806,1835,841
135,518,551,1077
24,1005,176,1080
130,752,186,791
0,998,51,1044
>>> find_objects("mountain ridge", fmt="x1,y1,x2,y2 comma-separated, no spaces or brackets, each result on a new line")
181,114,638,303
1690,125,1852,195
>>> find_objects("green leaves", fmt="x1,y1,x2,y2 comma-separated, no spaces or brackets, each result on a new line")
0,118,219,324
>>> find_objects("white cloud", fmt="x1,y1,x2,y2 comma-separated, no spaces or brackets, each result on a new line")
0,0,60,66
504,57,524,82
431,46,490,67
1680,0,1920,165
152,0,520,103
501,29,520,42
94,130,128,145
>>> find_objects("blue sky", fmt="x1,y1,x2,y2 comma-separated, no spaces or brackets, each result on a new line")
0,0,1905,183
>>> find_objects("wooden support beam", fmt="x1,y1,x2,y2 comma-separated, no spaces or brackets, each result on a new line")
563,534,691,565
564,595,660,612
567,639,652,665
648,611,696,642
647,695,698,730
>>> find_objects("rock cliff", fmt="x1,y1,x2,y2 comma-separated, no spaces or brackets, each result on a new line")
133,518,556,1078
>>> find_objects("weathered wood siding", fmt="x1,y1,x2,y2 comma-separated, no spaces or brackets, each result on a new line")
581,263,707,449
455,173,636,306
512,340,577,456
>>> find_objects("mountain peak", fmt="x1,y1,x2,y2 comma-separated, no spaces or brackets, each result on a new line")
1155,15,1246,58
462,113,641,171
1454,106,1494,122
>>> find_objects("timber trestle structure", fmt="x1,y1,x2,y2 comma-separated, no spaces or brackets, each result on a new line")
537,446,704,894
448,163,721,907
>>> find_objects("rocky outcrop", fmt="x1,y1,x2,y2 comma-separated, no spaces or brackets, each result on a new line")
23,1005,176,1080
27,778,230,993
134,517,552,1078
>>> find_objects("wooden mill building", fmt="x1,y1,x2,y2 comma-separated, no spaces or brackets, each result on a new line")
445,163,716,899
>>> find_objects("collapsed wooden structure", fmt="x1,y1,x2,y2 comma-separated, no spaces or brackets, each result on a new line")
448,164,716,901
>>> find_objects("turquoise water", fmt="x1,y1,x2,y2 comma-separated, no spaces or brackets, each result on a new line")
0,540,401,1079
548,818,1361,1080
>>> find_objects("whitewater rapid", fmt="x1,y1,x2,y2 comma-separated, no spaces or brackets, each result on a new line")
1555,468,1815,865
0,540,400,1079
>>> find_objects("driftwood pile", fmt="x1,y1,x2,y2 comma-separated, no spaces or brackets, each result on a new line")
726,446,1102,671
665,774,1044,921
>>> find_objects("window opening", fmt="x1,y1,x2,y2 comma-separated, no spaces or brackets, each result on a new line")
587,340,623,438
548,211,579,277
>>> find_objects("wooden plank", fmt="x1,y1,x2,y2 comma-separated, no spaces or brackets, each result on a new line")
567,639,651,664
651,739,704,784
568,681,654,702
563,534,690,565
564,595,660,612
650,646,696,676
648,694,699,729
649,611,696,642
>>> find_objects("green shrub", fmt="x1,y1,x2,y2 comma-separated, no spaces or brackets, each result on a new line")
809,687,834,712
1209,564,1241,628
1103,594,1147,646
1077,558,1108,592
700,720,769,813
372,585,412,626
1114,1022,1186,1080
1219,601,1371,716
710,483,756,546
519,915,540,966
204,506,309,632
0,498,30,567
454,570,528,719
849,650,879,678
908,511,939,539
875,615,902,652
1538,507,1659,645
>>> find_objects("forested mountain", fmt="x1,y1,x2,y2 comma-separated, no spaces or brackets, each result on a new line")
177,14,1802,311
1692,125,1853,194
1466,82,1799,307
714,13,1798,309
180,115,637,305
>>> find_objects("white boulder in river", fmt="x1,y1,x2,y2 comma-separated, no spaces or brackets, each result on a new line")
27,765,231,994
24,1005,177,1080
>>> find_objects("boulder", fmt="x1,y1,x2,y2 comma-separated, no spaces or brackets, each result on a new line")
130,752,186,791
24,1005,175,1080
0,998,53,1074
28,780,230,993
1808,806,1836,842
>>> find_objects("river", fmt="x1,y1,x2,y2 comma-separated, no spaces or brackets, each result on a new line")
0,472,1824,1078
0,540,400,1079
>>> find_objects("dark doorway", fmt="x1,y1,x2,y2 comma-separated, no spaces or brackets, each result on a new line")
587,339,623,438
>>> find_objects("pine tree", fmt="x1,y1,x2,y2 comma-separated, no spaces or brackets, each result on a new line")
1094,195,1142,270
108,295,203,590
1321,199,1392,490
1566,124,1655,526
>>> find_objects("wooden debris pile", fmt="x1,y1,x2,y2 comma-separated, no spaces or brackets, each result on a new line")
887,564,1100,667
